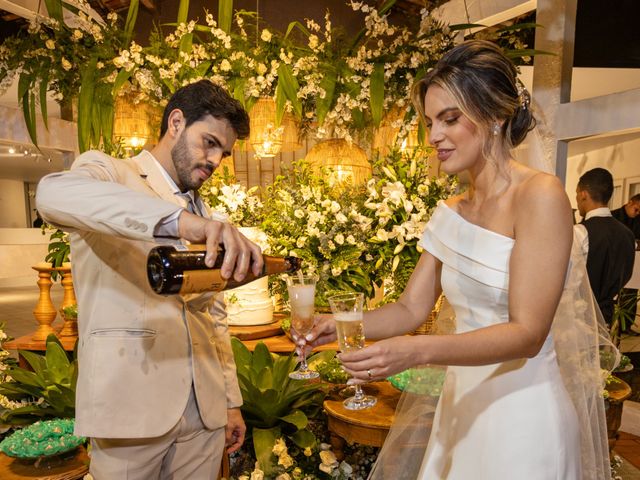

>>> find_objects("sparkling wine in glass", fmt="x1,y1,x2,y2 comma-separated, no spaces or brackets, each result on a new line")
287,275,320,380
329,292,377,410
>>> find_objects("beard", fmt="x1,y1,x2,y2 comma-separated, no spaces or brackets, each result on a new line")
170,132,212,192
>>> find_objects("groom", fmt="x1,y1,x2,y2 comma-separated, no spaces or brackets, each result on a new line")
36,80,262,479
574,167,636,327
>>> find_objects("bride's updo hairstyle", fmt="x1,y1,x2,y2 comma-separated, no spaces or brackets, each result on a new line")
411,40,536,163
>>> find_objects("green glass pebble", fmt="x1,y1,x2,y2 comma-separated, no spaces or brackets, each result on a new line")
0,418,85,459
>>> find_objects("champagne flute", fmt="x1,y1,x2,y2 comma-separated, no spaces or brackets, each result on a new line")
328,292,377,410
287,275,320,380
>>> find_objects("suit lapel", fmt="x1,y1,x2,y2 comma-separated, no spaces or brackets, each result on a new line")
132,151,186,209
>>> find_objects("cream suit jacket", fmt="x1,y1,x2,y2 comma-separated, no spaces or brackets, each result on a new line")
36,150,243,439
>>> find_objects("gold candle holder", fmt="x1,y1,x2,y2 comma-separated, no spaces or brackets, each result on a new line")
57,263,78,338
31,262,58,341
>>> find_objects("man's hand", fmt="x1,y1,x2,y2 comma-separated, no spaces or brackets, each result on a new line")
178,211,263,281
225,407,246,454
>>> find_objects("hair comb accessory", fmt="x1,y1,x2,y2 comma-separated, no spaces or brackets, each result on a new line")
516,81,531,110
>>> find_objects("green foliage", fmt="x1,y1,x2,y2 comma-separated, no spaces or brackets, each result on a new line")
0,335,77,425
361,147,458,301
199,167,265,227
311,351,350,384
0,0,137,150
62,304,78,320
1,0,537,152
261,159,373,305
610,289,638,346
42,226,70,281
231,338,327,476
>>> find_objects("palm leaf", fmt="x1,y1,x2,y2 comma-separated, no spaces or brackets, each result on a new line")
276,63,302,120
39,75,49,130
123,0,139,47
112,69,132,96
176,0,189,24
316,67,337,126
77,57,98,152
284,20,311,40
370,62,385,127
218,0,233,34
43,0,64,24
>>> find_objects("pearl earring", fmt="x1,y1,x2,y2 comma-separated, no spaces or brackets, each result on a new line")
492,123,500,136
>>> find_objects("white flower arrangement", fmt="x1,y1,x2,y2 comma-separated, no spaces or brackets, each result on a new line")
262,159,373,305
236,438,353,480
199,167,264,228
362,147,458,300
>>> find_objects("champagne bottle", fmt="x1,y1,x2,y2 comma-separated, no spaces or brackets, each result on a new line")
147,244,301,295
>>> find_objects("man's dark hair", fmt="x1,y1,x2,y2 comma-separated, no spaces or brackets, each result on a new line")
577,168,614,205
629,193,640,203
160,80,250,139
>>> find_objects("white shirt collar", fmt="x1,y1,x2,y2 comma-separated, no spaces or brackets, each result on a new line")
145,151,196,203
584,207,612,220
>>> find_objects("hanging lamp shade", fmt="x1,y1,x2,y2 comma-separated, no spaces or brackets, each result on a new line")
113,92,162,150
306,138,371,186
372,108,403,155
244,97,301,158
373,107,425,155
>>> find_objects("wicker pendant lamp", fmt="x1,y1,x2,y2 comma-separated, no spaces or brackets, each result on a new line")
245,98,301,158
113,93,162,150
373,107,425,156
306,138,372,186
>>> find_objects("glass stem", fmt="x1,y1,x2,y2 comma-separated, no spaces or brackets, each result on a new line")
353,384,364,401
300,352,309,371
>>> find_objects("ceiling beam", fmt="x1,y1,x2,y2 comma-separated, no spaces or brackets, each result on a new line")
435,0,536,28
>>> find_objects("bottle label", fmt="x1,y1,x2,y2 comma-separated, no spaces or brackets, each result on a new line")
175,244,207,252
180,270,228,294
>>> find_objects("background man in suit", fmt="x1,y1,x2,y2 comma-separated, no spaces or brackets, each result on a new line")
574,167,636,328
612,193,640,239
36,80,262,479
612,194,640,333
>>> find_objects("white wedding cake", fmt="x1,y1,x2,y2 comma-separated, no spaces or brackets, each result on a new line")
224,227,275,326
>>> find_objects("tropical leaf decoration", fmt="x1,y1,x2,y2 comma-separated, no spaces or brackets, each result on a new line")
231,338,328,476
1,0,540,153
0,335,78,425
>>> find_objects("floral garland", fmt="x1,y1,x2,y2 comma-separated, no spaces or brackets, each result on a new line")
0,0,531,150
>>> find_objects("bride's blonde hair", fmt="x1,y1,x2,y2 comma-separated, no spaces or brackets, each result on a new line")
411,40,536,167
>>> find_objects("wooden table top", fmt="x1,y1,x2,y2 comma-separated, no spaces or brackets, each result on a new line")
324,381,401,429
0,446,89,480
607,376,632,404
4,333,77,352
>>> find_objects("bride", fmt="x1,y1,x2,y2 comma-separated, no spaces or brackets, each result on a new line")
306,40,615,479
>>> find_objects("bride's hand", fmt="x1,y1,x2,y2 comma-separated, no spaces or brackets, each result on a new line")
290,313,335,357
339,336,421,383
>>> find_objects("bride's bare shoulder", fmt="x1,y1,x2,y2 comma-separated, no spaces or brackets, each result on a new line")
515,168,571,214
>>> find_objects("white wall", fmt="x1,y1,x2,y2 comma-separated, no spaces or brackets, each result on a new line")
565,136,640,211
0,228,50,287
0,179,27,227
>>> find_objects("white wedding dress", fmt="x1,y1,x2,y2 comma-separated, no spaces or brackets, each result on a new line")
369,200,613,480
417,202,581,479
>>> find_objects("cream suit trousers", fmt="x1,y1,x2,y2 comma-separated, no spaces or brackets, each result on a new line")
89,385,225,480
